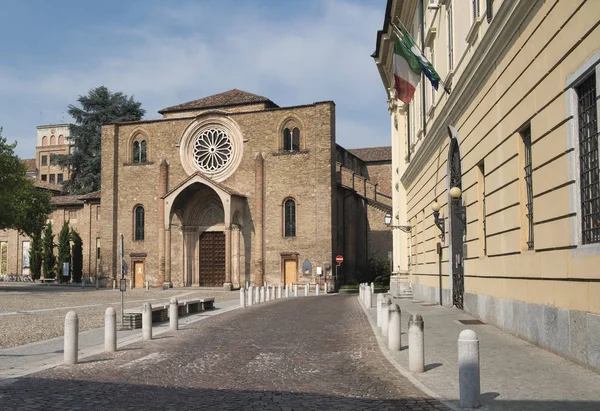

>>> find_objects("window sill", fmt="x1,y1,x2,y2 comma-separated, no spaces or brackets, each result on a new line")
465,17,482,46
123,162,154,167
272,150,310,157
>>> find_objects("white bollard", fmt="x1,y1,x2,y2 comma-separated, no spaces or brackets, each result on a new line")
304,284,309,296
370,282,375,296
170,297,179,331
409,314,425,373
285,285,289,298
248,286,254,306
240,288,246,308
324,282,328,294
458,329,481,408
376,294,384,329
316,284,320,296
255,286,260,304
294,284,298,297
269,286,274,301
365,285,372,308
381,296,392,338
260,286,265,303
277,285,282,299
105,307,117,353
266,286,271,302
113,279,116,290
142,302,152,340
129,279,133,289
64,311,79,364
359,284,363,301
388,304,401,351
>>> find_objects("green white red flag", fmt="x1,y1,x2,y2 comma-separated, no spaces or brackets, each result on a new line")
393,34,422,104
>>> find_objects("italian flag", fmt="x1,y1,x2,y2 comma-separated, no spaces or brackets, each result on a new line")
393,35,422,104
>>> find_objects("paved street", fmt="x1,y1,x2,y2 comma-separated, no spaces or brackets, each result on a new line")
0,294,446,410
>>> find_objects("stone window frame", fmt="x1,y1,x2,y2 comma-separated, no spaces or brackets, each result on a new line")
41,155,48,166
41,136,48,146
133,204,145,241
127,129,150,165
566,51,600,256
50,135,56,145
276,114,306,154
283,197,297,238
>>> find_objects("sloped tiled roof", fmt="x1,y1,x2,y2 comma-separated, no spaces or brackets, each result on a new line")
348,146,392,162
34,180,63,193
51,195,83,206
77,191,101,201
158,89,277,114
21,158,37,172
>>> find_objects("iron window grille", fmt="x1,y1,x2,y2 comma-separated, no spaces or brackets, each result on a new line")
521,126,534,250
576,74,600,244
284,199,296,237
134,206,145,241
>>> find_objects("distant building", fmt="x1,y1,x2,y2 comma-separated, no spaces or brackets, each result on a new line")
36,123,72,184
373,0,600,371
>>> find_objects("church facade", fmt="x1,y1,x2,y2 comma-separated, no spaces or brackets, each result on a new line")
100,89,387,289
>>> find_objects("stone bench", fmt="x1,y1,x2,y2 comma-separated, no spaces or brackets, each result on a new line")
38,278,56,285
123,304,169,329
182,297,215,313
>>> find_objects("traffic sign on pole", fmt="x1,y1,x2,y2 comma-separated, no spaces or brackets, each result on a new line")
336,255,344,264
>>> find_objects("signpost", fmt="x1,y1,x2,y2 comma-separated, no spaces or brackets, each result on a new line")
119,234,125,328
335,255,343,292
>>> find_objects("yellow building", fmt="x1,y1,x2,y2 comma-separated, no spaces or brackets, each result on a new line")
36,123,72,184
373,0,600,371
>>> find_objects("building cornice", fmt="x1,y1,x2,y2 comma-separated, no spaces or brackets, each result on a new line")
401,0,536,186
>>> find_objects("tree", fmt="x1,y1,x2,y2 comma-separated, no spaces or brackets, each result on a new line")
29,230,43,280
55,86,145,194
71,229,83,283
57,221,71,283
0,127,53,235
42,222,56,279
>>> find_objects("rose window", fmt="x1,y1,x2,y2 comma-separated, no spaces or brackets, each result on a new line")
193,128,233,173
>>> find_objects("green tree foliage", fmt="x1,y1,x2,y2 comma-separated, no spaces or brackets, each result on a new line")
42,222,56,279
55,86,145,194
29,230,43,280
70,230,83,283
57,221,71,283
0,127,53,236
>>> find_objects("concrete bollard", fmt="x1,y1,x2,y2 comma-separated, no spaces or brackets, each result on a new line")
359,283,363,300
388,304,401,351
370,282,375,296
146,280,150,290
316,284,320,296
248,286,254,306
260,286,265,303
381,297,392,338
266,286,271,302
365,285,372,308
304,284,309,296
458,329,481,408
277,285,282,299
129,279,133,289
240,288,246,308
294,284,298,297
105,307,117,353
376,293,384,329
255,286,260,304
285,285,289,298
96,277,99,289
142,302,152,340
64,311,79,364
324,282,328,294
170,298,179,331
112,279,116,290
81,278,85,289
270,286,274,301
408,314,425,373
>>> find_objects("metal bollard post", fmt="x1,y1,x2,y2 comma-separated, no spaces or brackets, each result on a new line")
388,304,401,351
381,296,392,337
408,314,425,372
105,307,117,352
64,311,79,364
248,286,254,306
304,284,309,296
376,293,384,329
170,298,178,331
316,284,320,296
239,288,246,308
458,329,481,408
365,285,372,308
142,302,152,340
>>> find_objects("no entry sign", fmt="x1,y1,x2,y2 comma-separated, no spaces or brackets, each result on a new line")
336,255,344,264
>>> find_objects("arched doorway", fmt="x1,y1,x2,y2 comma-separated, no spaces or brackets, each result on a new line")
448,136,465,309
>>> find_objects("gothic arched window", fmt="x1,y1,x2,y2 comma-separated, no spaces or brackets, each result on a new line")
132,139,147,163
284,198,296,237
134,205,145,240
283,127,301,152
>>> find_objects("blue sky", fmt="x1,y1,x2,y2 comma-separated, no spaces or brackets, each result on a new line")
0,0,390,159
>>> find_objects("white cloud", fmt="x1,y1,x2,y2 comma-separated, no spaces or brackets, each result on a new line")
1,0,391,158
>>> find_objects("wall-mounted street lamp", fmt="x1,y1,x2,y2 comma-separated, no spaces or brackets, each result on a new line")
431,186,463,243
384,212,412,233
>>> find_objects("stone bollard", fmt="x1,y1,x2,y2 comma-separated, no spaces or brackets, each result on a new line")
365,285,372,308
142,302,152,340
270,286,275,301
408,314,425,373
359,283,363,300
277,285,282,299
129,279,133,289
96,277,99,289
370,282,375,296
240,288,246,308
324,282,328,294
458,329,481,408
64,311,79,364
170,298,179,331
388,304,401,351
304,284,308,296
248,286,254,306
255,286,260,304
266,286,271,302
105,307,117,353
376,293,384,329
260,286,265,303
113,279,116,290
81,278,85,289
316,284,320,296
381,296,392,338
146,280,150,290
294,284,298,297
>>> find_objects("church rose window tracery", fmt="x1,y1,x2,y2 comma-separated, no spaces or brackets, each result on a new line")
193,128,233,173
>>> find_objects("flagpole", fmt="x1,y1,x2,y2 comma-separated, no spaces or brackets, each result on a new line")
391,19,451,95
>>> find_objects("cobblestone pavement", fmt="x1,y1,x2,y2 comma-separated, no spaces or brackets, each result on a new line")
0,284,237,349
0,294,447,410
